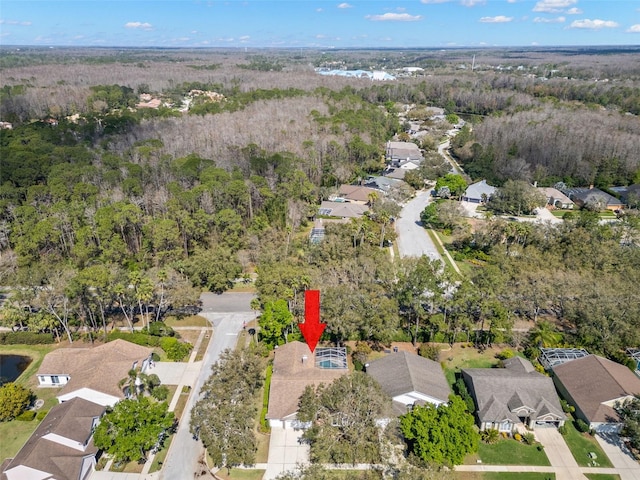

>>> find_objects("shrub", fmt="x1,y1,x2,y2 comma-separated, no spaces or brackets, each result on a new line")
496,349,515,360
522,432,536,445
0,331,55,345
560,399,575,414
107,331,160,347
36,410,49,421
557,425,568,436
145,322,175,337
514,433,522,442
151,385,169,401
418,343,441,361
159,337,193,361
15,410,36,421
0,383,34,421
575,419,590,433
352,341,372,365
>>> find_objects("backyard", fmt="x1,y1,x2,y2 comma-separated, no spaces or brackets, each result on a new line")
440,343,502,385
0,343,59,463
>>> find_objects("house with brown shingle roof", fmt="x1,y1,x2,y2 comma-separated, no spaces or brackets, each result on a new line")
37,339,153,406
365,351,451,415
337,185,381,204
318,200,369,219
1,397,104,480
463,356,566,433
552,354,640,433
266,341,348,429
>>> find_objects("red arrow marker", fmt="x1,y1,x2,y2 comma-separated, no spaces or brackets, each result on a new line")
299,290,326,354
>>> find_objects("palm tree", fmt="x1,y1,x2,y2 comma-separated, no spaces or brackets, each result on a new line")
481,428,500,444
528,320,563,348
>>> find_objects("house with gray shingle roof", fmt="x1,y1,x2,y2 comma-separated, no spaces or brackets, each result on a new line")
552,355,640,433
366,351,451,415
385,141,423,167
462,356,565,432
1,397,104,480
562,186,625,211
462,180,496,203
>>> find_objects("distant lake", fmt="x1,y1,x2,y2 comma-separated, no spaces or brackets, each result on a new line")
0,355,32,385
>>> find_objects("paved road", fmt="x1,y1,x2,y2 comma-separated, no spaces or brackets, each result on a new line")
438,139,464,175
159,293,256,480
395,191,442,262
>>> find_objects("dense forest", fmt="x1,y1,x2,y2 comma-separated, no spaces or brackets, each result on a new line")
1,47,639,358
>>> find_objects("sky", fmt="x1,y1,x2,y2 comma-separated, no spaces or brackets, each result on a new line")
1,1,639,49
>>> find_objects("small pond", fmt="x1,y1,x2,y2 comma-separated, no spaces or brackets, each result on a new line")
0,355,32,386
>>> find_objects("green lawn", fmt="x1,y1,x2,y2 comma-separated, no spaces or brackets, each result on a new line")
584,475,621,480
0,418,41,464
164,315,210,327
215,470,265,480
483,474,555,480
562,417,612,467
472,439,551,466
442,346,501,386
0,344,59,463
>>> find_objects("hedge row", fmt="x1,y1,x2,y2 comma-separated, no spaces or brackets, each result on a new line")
106,331,160,347
0,332,55,345
259,364,273,433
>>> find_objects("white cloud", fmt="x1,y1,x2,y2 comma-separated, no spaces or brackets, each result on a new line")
627,24,640,33
534,16,565,23
337,3,353,8
480,15,513,23
533,0,576,13
566,8,582,14
316,8,323,12
569,19,619,29
366,13,422,21
462,0,485,6
0,19,32,26
420,0,451,3
124,21,153,30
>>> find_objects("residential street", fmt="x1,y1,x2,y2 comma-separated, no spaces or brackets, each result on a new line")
395,190,443,262
159,293,256,480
